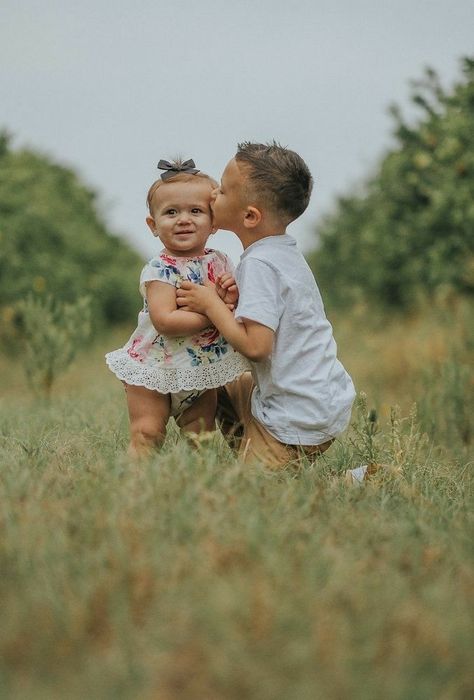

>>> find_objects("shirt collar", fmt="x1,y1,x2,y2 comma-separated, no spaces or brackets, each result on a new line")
240,233,296,260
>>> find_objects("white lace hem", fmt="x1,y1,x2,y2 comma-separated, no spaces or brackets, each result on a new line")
105,350,250,393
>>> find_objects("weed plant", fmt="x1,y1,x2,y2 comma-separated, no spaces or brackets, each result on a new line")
16,294,91,399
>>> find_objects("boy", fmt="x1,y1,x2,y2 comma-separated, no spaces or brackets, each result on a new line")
176,141,355,469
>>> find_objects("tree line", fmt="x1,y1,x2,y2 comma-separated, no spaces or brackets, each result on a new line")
308,57,474,310
0,132,143,343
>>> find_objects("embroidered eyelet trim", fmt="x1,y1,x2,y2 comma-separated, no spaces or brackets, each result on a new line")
105,350,250,393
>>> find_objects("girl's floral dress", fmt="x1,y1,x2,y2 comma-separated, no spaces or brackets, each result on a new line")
105,249,250,393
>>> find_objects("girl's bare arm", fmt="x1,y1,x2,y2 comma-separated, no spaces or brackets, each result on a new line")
146,281,211,337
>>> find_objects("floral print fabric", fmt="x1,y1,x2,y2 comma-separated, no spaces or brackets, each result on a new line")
105,249,250,393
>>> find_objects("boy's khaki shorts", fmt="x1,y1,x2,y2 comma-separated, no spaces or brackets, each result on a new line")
216,372,334,470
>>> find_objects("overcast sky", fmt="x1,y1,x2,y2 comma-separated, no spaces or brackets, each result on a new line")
2,0,473,263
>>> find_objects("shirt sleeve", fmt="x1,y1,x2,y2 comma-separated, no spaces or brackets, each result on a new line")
235,258,284,331
139,258,181,297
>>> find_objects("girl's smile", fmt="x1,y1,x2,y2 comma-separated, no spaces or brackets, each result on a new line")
146,180,215,257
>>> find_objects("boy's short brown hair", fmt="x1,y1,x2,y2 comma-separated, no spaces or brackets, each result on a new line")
235,141,313,224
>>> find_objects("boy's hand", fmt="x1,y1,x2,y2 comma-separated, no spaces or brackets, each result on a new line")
215,273,239,310
178,280,274,362
176,280,219,315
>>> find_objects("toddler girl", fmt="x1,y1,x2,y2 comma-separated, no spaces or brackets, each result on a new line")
106,159,249,457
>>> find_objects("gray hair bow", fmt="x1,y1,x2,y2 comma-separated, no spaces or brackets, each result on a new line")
157,158,200,181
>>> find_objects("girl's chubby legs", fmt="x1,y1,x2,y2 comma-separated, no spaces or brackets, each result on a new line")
124,384,217,459
124,383,170,459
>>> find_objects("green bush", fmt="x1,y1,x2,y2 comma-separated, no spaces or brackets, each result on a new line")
17,294,92,398
309,57,474,309
0,132,143,343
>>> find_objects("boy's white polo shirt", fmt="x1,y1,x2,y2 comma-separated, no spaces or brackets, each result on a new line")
234,234,355,446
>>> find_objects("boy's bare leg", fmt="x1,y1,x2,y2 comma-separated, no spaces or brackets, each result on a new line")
124,383,170,459
176,389,217,436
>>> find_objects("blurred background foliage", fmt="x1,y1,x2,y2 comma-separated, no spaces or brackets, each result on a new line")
0,132,143,345
1,57,473,354
308,57,474,310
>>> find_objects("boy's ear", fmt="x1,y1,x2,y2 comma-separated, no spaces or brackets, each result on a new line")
243,206,262,229
146,216,159,236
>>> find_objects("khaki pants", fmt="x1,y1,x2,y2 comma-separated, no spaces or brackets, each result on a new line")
216,372,334,470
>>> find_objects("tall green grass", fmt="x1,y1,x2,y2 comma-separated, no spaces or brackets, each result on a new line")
0,308,472,700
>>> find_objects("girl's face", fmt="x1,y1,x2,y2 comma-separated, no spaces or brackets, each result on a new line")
146,180,215,257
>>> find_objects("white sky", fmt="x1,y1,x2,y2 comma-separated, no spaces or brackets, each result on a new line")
1,0,473,263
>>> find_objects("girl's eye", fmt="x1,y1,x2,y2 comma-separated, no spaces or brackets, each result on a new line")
166,209,177,215
191,208,203,214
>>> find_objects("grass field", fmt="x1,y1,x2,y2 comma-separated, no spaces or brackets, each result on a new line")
0,302,473,699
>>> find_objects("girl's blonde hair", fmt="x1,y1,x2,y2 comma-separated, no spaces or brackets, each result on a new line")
146,159,218,214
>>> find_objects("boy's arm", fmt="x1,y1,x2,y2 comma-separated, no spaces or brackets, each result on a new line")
147,281,211,337
176,281,274,361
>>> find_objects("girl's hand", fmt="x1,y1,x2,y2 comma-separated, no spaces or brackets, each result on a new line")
215,273,239,310
176,280,218,314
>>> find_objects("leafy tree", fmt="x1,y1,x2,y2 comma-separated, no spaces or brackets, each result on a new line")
0,134,144,341
309,57,474,309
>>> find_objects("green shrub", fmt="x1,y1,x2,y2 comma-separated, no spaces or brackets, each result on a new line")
17,294,92,398
309,57,474,310
0,132,143,344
